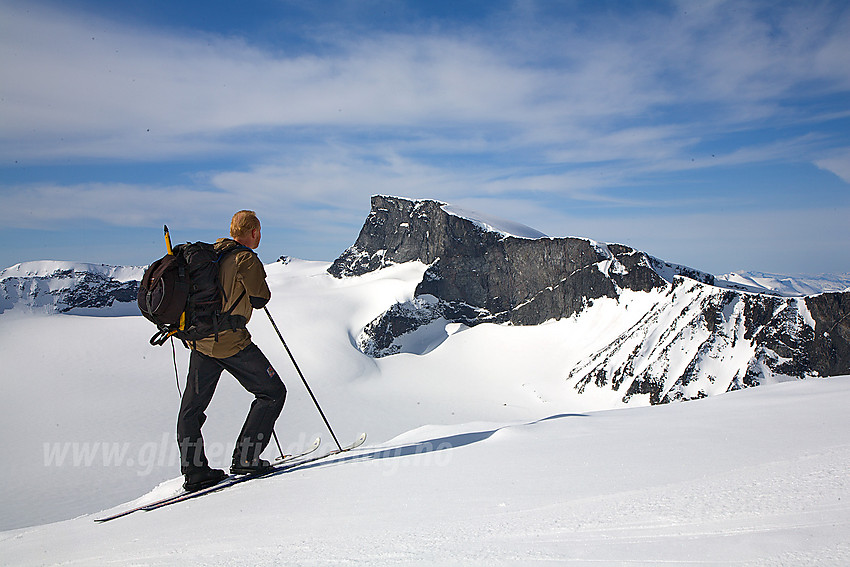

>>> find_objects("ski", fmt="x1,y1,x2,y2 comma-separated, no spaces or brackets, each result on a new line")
94,436,321,523
142,432,367,512
262,431,367,477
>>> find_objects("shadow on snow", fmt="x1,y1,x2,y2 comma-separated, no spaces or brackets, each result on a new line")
285,413,589,473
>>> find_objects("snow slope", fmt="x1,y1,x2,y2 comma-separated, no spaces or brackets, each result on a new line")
3,377,849,565
1,259,849,565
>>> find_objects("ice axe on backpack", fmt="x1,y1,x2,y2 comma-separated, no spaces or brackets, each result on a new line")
163,225,187,335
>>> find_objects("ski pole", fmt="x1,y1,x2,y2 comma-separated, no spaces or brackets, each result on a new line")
264,306,343,451
271,430,284,461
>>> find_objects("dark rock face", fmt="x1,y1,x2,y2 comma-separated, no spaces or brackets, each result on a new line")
329,197,448,277
806,292,850,376
330,195,850,405
53,270,139,312
416,236,623,325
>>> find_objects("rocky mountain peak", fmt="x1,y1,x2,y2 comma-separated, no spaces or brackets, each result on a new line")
329,195,711,325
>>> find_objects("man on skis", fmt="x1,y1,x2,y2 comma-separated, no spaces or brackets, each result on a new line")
177,210,287,491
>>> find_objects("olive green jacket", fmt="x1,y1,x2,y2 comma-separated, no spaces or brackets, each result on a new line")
191,238,270,358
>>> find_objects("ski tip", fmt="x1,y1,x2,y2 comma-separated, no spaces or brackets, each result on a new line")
353,432,367,448
274,436,322,463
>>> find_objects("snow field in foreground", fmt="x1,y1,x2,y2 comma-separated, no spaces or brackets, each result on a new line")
2,376,849,565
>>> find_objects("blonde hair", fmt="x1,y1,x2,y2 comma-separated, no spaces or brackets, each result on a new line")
230,210,261,239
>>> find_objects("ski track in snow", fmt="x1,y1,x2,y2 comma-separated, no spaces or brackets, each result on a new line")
1,259,849,565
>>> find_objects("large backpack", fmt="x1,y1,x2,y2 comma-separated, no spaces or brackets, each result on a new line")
138,240,249,346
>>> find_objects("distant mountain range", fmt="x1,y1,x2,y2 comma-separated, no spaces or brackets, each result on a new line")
4,259,847,318
716,271,850,296
3,260,847,317
2,196,849,407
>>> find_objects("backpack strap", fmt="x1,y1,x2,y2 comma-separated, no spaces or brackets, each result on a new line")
210,241,252,341
149,327,174,346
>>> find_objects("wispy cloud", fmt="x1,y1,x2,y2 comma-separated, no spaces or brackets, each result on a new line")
815,148,850,183
1,0,848,272
3,1,848,163
0,182,235,229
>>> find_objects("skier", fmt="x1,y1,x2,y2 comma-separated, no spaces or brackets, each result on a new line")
177,210,287,491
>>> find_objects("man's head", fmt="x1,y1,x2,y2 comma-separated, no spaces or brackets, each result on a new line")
231,210,262,249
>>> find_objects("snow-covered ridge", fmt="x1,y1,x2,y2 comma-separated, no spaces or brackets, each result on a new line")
716,271,850,297
441,203,548,239
0,261,143,316
1,261,145,282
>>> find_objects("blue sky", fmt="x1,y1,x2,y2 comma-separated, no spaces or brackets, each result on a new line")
1,0,849,275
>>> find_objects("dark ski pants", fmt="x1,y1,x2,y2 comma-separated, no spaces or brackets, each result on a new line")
177,343,286,474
